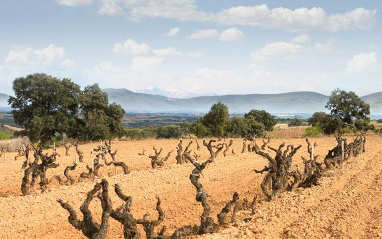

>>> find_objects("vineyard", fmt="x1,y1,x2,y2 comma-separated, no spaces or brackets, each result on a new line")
1,135,382,238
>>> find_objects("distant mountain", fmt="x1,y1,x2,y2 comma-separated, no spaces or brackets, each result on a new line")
104,89,332,114
0,93,10,109
137,87,215,99
2,89,382,115
103,89,382,115
361,92,382,116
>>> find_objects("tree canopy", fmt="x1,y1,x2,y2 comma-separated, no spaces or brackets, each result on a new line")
244,109,277,131
325,88,370,125
8,73,125,143
202,102,230,137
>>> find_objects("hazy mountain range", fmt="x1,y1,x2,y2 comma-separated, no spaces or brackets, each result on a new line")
1,90,382,116
137,87,215,99
104,89,382,116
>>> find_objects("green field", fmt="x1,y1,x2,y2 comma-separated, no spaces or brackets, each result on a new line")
122,113,203,128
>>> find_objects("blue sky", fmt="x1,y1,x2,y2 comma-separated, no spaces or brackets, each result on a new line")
0,0,381,96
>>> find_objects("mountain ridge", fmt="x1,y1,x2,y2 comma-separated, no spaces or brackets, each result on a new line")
2,90,382,115
136,87,215,99
104,89,331,114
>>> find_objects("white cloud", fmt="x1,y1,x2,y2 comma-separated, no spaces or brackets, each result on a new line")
219,28,244,42
98,1,126,16
96,0,210,21
61,59,79,69
327,8,377,31
96,2,376,33
187,28,244,42
1,44,79,94
187,29,220,40
165,27,180,37
34,44,65,65
113,39,182,59
214,5,376,32
187,51,204,58
5,44,76,68
131,56,165,72
291,34,311,43
251,41,307,62
56,0,92,6
5,47,34,64
346,52,378,74
153,47,181,57
113,39,152,56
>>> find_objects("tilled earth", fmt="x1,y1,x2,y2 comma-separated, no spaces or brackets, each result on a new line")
0,136,381,238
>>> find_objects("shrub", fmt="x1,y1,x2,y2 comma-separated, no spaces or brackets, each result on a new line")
340,127,355,135
288,118,304,127
0,132,10,140
156,125,182,139
191,119,209,138
303,127,320,137
124,127,157,140
354,119,375,131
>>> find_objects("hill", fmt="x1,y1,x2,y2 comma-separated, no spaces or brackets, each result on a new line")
0,93,9,109
2,89,382,115
361,92,382,116
104,89,330,114
104,89,382,115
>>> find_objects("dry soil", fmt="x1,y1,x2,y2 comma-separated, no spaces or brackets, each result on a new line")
0,136,381,238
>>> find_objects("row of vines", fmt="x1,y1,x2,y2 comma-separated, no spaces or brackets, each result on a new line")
15,134,366,238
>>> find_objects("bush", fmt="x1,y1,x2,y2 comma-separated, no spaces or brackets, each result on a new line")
0,132,10,140
156,125,182,139
244,109,277,131
191,120,209,138
228,116,265,137
124,127,157,140
354,119,375,131
288,118,304,127
340,127,355,135
303,127,320,137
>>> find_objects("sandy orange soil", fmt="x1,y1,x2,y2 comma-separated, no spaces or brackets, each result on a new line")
0,135,382,238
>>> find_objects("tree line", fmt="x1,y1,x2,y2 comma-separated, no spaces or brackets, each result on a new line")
6,74,376,144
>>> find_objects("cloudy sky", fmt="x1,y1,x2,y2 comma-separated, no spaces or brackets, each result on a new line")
0,0,381,96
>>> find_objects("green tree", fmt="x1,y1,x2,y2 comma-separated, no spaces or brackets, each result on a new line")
320,115,343,135
354,119,375,131
245,116,266,137
325,88,370,125
228,116,265,137
8,73,81,142
288,118,304,127
308,112,329,126
308,112,343,135
8,74,125,143
244,109,277,131
192,119,208,138
202,102,229,137
179,121,193,135
79,84,125,140
229,117,249,137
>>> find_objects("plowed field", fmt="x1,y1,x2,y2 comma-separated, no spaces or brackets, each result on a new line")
1,136,381,238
